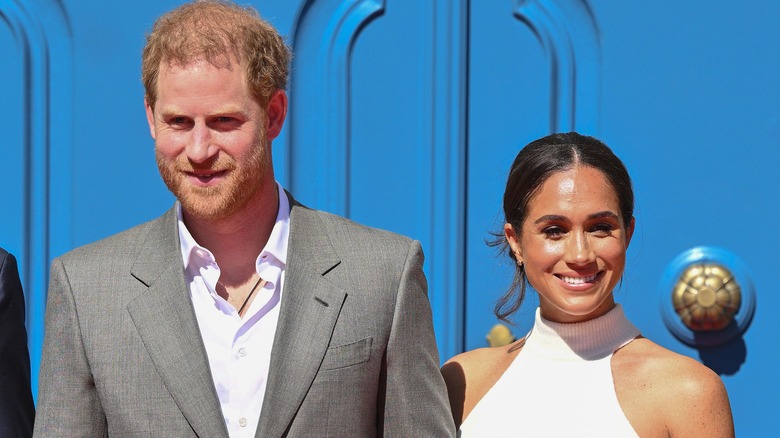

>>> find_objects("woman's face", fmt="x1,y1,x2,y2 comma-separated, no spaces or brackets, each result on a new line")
504,165,634,323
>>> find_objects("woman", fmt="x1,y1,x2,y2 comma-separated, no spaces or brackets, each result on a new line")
442,133,733,437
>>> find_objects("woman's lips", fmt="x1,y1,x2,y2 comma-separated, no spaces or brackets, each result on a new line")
556,271,602,286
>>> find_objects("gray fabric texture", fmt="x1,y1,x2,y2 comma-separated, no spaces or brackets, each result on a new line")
34,194,455,438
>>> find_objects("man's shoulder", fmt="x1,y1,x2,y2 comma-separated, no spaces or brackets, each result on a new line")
0,247,10,270
57,208,175,265
293,204,415,248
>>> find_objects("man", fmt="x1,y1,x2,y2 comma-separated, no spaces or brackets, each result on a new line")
0,248,35,437
34,1,455,437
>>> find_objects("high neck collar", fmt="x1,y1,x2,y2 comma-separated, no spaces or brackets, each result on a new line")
524,304,641,361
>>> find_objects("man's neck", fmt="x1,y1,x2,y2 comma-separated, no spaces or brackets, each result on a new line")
183,181,280,286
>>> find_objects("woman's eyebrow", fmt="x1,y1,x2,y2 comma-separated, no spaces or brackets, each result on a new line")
588,211,620,220
533,211,619,225
533,214,568,225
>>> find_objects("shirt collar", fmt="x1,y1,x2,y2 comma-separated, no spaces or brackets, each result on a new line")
177,182,291,274
262,183,290,268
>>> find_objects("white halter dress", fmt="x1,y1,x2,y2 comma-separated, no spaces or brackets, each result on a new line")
459,304,641,437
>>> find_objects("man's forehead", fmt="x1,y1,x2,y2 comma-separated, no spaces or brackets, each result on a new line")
159,56,239,75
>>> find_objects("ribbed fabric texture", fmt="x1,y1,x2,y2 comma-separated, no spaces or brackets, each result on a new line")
524,304,640,361
459,304,641,437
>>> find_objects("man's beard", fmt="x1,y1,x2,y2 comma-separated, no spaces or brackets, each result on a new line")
156,142,269,221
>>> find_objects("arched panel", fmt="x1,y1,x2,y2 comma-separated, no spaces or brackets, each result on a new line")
465,0,600,350
0,6,25,256
513,0,600,133
0,0,72,399
287,0,468,361
421,0,468,362
288,0,385,216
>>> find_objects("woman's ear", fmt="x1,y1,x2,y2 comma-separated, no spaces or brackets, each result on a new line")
504,223,523,264
625,216,635,247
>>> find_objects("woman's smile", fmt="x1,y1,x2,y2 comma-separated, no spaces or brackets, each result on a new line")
556,271,602,287
505,165,634,323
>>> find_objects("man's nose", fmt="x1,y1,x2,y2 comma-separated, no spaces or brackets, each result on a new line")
186,123,217,163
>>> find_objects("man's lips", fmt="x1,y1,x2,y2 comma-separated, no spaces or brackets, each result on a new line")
184,169,228,184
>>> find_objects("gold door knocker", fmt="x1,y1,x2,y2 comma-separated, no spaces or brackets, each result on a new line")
671,263,741,331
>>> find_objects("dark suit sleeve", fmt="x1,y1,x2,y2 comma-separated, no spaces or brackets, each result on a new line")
33,257,107,437
0,249,35,437
380,241,456,436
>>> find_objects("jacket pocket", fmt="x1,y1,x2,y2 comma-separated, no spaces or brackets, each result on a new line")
319,337,373,370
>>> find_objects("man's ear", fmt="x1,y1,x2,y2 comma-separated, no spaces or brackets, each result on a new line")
504,223,523,264
144,97,156,140
265,90,288,141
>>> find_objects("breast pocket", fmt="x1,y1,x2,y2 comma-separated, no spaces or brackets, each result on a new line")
319,337,373,370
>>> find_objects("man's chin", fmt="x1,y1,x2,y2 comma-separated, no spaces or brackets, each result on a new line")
175,191,236,222
181,204,234,222
166,172,263,222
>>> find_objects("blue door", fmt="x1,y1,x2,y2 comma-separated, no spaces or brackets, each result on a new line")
2,0,776,434
465,1,780,435
1,0,466,401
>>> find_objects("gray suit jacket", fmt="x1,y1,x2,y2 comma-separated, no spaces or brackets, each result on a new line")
34,196,455,437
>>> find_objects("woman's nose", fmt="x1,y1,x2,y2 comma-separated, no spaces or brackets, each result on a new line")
565,232,595,265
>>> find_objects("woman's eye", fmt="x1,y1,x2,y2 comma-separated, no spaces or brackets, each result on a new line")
543,226,566,238
590,223,615,235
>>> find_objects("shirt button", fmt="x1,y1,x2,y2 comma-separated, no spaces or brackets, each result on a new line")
239,417,248,427
239,347,247,357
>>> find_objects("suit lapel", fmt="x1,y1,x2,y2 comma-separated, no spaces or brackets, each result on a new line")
255,199,346,438
126,207,228,438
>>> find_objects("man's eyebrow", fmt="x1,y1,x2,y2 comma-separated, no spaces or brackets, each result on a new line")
157,107,184,118
156,106,246,117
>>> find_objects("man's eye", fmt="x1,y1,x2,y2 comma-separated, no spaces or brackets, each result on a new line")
211,117,242,131
168,117,189,126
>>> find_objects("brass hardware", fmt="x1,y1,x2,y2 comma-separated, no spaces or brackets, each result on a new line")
486,324,515,348
671,263,741,331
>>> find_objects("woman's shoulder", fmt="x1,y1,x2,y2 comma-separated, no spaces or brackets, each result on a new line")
442,339,523,390
444,342,515,370
613,337,734,437
615,337,724,391
441,339,524,427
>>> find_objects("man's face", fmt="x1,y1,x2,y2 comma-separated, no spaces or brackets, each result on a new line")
146,59,274,221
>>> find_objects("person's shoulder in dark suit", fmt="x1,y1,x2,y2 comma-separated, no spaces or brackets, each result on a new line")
0,247,35,437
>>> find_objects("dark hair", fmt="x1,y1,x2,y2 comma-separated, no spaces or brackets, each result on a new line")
491,132,634,323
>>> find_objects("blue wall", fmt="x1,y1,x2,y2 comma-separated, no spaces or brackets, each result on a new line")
2,1,777,434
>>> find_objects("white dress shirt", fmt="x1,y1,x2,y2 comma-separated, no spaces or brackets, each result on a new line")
177,183,290,438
